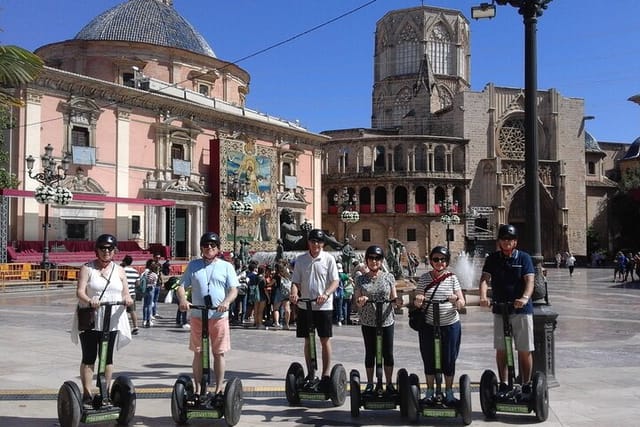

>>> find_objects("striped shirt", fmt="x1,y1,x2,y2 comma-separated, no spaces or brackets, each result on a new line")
123,266,139,298
415,270,461,326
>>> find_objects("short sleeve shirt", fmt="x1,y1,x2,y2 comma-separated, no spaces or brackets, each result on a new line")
354,271,396,327
482,249,535,314
291,250,339,311
181,258,239,319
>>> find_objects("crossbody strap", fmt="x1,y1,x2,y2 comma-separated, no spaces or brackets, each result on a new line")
97,263,115,301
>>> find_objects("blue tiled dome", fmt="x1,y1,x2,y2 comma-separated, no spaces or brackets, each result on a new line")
75,0,215,58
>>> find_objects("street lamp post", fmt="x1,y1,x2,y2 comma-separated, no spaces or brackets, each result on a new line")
334,187,359,242
25,144,71,274
439,199,461,251
471,0,558,387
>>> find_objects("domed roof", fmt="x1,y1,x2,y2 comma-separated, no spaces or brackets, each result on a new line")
75,0,215,58
584,131,602,152
622,137,640,160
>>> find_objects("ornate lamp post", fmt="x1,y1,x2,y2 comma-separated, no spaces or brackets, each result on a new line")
334,187,359,242
439,199,461,251
25,144,72,272
472,0,558,387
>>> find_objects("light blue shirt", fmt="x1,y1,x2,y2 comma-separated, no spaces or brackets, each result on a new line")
181,258,239,319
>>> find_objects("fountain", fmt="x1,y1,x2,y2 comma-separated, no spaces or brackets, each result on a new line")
450,251,484,307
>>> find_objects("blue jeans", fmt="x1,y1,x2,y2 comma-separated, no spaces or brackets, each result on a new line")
152,285,160,316
333,296,344,323
143,290,154,322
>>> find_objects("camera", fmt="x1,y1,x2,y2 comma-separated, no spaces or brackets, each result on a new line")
204,294,213,307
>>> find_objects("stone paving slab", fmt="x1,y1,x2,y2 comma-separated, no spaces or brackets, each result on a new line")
1,267,640,426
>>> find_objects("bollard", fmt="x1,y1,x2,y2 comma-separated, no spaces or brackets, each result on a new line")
533,302,559,388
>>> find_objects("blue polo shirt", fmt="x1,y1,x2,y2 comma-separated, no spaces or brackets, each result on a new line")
482,249,535,315
181,258,239,319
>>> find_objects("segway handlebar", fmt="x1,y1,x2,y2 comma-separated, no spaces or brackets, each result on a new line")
98,301,126,307
188,304,219,311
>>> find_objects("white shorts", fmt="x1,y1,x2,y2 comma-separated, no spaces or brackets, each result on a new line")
493,313,534,352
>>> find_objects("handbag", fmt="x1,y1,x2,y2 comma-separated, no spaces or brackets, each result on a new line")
408,272,453,332
77,263,114,331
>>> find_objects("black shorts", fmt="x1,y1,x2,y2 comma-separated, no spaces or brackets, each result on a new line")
296,309,333,338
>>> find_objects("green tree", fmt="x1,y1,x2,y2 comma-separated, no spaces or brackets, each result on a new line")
611,166,640,250
0,45,43,189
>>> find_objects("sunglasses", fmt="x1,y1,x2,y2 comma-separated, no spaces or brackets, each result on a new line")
201,243,218,249
367,257,383,261
98,247,114,252
431,257,447,263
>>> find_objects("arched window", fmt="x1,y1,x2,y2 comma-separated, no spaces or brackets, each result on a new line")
394,186,408,213
374,146,386,171
434,145,446,172
359,187,372,213
397,24,419,75
374,186,387,213
392,87,412,127
415,144,428,171
393,145,404,171
415,186,427,213
328,189,339,214
428,23,453,75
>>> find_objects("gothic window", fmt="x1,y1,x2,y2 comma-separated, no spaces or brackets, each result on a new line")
498,117,525,160
428,23,453,75
397,24,419,75
392,87,412,126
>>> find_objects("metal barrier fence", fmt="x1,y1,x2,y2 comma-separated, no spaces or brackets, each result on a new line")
0,263,79,291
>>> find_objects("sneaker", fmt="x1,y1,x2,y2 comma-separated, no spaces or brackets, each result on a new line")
143,321,150,328
82,394,93,410
364,383,374,393
521,382,532,394
499,382,510,393
386,383,397,395
131,328,139,335
182,323,191,330
283,324,290,330
424,389,434,401
445,390,455,404
154,314,163,319
149,320,154,326
319,376,331,392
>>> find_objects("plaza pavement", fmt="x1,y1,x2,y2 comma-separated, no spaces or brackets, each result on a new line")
0,266,639,426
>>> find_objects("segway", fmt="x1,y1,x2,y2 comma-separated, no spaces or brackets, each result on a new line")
171,298,243,426
406,299,472,425
285,298,347,406
57,301,136,427
479,301,549,422
350,299,408,417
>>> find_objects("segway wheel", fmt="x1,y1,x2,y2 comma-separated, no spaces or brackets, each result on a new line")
57,381,82,427
407,374,420,423
350,369,361,417
111,375,136,426
397,368,408,417
285,362,304,405
171,375,193,425
329,363,347,407
223,377,243,426
459,374,472,425
532,371,549,422
480,369,498,419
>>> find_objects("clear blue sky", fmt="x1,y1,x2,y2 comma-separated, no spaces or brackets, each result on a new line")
2,0,639,143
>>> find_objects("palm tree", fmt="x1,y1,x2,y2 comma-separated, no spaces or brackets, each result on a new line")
0,45,44,106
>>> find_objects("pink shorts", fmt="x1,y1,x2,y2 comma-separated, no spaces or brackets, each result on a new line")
189,316,231,355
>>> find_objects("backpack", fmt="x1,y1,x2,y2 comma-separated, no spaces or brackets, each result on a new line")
136,272,147,294
280,277,292,299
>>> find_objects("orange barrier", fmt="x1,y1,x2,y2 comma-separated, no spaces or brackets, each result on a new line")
0,264,80,291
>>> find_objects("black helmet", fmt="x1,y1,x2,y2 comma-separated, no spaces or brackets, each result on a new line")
200,232,221,248
308,229,325,242
498,224,518,240
365,245,384,259
95,234,117,249
429,246,450,262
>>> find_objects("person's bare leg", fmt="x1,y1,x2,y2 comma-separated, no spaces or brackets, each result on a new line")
213,353,225,394
192,351,203,394
80,363,95,397
320,337,332,377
